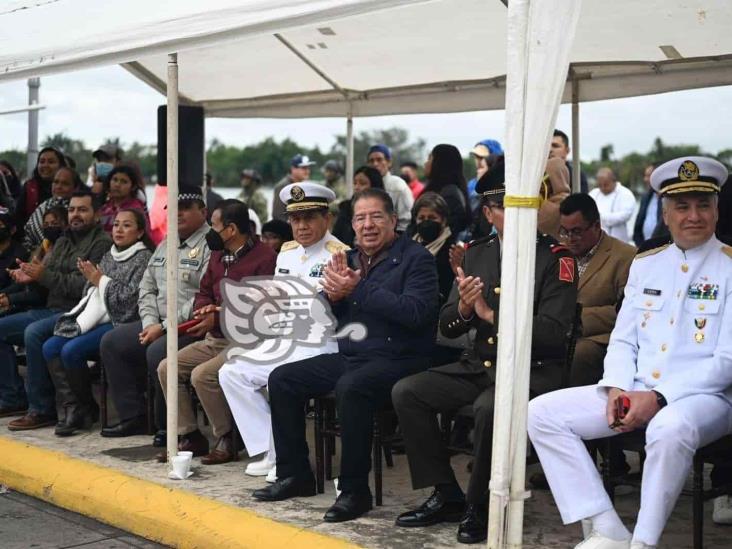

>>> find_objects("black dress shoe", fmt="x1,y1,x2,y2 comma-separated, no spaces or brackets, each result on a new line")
152,430,167,447
100,415,147,438
396,489,465,527
323,490,373,523
252,474,316,501
528,472,549,490
457,504,488,544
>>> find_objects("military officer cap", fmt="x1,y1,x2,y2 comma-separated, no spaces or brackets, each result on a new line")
165,184,205,209
475,155,506,204
650,156,728,196
280,181,336,213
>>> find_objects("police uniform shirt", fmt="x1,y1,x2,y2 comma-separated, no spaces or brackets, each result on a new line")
599,236,732,404
138,223,211,330
275,231,348,290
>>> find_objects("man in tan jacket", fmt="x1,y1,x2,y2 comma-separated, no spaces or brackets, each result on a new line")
558,193,636,386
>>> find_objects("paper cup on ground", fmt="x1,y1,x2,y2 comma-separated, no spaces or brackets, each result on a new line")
172,455,192,479
177,451,193,459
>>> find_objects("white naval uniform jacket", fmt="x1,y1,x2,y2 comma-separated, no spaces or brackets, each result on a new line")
275,231,349,288
598,235,732,404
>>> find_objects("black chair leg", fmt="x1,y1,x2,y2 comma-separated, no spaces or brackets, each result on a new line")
373,417,382,506
314,399,325,494
100,361,108,429
693,453,704,549
146,372,155,435
602,439,615,504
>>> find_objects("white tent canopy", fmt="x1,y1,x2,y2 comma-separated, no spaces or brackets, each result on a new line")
2,0,732,118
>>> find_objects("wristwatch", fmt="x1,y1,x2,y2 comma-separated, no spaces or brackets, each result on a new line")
652,390,667,408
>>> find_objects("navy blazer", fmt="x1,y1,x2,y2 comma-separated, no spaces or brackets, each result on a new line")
333,233,439,360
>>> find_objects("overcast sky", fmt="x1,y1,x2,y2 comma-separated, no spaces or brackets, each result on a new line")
1,65,731,163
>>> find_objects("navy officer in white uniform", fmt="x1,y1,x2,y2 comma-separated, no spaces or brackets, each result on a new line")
528,156,732,549
219,182,348,482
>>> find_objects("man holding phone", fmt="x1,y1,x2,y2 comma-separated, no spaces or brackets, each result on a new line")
528,156,732,549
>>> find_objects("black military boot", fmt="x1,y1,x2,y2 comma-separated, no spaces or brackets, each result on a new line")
56,367,98,437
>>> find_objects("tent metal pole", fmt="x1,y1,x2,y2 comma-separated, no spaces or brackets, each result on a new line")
26,77,40,178
165,52,180,468
571,75,581,193
345,109,354,196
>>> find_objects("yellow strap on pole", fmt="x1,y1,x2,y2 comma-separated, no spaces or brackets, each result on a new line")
503,195,542,209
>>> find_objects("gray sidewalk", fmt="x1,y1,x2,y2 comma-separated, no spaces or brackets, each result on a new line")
0,489,165,549
1,414,729,549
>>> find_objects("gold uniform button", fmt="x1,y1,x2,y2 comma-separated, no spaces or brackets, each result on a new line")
487,337,495,345
494,287,501,295
652,370,661,379
645,300,653,307
681,263,689,273
698,304,705,311
661,343,668,352
483,361,493,368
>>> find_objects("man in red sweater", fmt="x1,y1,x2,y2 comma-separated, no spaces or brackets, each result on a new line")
157,199,276,464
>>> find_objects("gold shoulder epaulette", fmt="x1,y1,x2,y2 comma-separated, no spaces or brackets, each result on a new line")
326,240,350,254
280,240,298,252
721,245,732,259
636,243,670,259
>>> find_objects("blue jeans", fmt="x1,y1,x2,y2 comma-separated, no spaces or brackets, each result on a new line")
0,309,61,414
43,323,113,370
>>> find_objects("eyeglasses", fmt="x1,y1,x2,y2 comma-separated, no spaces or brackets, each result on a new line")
558,224,593,239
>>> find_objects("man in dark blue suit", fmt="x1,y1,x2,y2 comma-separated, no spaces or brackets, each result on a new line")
253,188,439,522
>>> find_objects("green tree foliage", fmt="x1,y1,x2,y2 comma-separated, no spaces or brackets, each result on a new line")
329,127,427,173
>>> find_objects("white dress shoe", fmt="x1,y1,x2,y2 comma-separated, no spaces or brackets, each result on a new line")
265,466,277,483
574,532,630,549
630,543,655,549
245,454,276,476
713,495,732,525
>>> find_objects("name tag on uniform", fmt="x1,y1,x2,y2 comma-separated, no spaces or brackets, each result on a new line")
278,268,290,274
687,283,719,300
180,259,200,267
643,288,662,296
152,257,165,266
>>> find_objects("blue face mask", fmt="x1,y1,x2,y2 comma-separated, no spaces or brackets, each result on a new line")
95,162,114,180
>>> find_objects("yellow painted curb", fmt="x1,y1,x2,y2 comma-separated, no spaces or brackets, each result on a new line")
0,436,359,549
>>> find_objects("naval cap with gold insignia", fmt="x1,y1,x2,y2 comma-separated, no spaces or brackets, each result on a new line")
280,181,336,213
650,156,728,196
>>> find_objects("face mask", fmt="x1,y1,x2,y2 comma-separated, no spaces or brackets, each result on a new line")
42,226,63,244
205,228,226,251
416,220,442,243
95,162,114,180
0,227,10,242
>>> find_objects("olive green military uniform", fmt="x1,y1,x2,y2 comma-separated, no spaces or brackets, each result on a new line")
392,232,578,504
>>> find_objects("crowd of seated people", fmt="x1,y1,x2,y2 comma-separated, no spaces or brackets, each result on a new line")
0,136,731,547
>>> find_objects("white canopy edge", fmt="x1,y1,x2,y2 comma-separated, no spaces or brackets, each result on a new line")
121,55,732,119
0,0,430,83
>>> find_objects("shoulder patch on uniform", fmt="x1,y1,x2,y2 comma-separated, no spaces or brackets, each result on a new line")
636,243,670,259
466,234,496,249
326,240,350,254
722,245,732,259
280,240,298,252
550,244,570,254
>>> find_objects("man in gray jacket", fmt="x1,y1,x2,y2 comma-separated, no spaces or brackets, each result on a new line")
99,186,210,441
2,190,111,430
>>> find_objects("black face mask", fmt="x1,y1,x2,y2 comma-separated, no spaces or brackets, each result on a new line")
0,227,10,242
416,220,442,243
42,226,63,244
205,228,226,251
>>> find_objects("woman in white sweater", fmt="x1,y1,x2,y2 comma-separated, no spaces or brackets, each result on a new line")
42,208,153,436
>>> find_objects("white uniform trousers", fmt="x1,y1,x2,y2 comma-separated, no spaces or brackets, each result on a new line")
219,344,338,458
528,385,732,545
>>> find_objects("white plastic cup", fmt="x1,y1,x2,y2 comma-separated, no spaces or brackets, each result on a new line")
172,455,192,479
177,451,193,459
